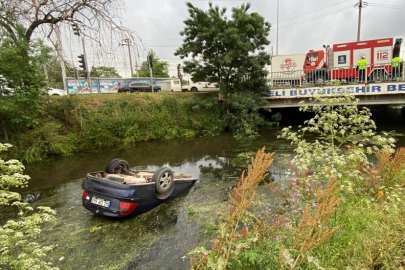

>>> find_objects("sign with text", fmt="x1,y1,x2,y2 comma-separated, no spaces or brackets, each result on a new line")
269,82,405,99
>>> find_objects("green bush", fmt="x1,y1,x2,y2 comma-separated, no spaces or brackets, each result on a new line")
16,120,75,163
0,143,58,269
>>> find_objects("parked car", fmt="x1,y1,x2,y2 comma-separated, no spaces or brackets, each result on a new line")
189,82,219,92
47,87,67,96
160,79,190,92
118,82,161,93
82,159,198,217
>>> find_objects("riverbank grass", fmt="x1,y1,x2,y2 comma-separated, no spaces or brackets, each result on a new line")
12,93,224,162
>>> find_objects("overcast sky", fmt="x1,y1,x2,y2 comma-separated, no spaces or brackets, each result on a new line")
65,0,405,77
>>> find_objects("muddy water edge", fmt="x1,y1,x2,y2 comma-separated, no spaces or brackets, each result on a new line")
11,107,405,270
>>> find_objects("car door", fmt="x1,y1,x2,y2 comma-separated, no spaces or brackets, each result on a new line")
143,83,152,92
129,83,138,92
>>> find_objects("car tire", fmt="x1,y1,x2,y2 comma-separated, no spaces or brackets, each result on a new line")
191,87,198,92
152,167,174,195
105,158,130,174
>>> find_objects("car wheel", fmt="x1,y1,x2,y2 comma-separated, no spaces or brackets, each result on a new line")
105,158,130,174
191,87,198,92
152,167,174,195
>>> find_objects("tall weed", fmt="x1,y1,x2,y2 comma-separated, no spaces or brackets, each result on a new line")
190,147,275,270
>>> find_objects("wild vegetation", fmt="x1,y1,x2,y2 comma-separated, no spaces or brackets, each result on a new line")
190,94,405,269
5,93,225,162
0,143,57,269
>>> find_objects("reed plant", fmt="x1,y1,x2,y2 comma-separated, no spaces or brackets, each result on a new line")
190,147,275,269
363,148,405,202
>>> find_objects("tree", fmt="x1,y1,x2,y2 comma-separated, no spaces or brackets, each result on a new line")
90,66,121,78
0,23,50,142
175,2,271,94
0,0,136,50
0,0,139,82
138,51,169,78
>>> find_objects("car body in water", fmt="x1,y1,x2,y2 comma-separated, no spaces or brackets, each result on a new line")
118,82,161,93
82,159,197,218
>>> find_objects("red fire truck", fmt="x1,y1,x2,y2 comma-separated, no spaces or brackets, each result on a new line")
303,37,403,85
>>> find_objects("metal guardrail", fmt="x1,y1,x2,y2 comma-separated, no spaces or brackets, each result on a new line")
269,62,405,89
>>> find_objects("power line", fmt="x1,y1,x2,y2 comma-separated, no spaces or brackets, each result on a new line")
270,5,353,32
271,0,350,25
135,5,355,48
133,1,351,45
368,3,405,9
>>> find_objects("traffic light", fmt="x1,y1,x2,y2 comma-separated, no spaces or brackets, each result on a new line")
72,24,80,36
78,54,87,71
147,55,153,68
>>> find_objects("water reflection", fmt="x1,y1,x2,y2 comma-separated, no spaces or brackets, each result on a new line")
24,128,293,192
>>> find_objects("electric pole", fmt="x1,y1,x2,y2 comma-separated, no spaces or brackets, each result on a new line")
147,55,154,92
124,39,134,76
72,23,91,92
355,0,367,41
178,64,183,92
55,25,67,91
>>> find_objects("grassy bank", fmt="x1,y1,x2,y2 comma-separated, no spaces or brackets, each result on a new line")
190,95,405,270
10,93,224,162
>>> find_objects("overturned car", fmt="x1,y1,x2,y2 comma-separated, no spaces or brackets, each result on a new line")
82,159,197,217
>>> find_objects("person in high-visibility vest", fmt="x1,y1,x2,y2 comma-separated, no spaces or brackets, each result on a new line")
392,56,402,79
357,56,368,83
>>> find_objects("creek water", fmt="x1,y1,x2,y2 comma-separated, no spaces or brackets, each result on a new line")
13,107,405,270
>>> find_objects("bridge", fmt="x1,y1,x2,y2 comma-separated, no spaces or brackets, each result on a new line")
262,81,405,108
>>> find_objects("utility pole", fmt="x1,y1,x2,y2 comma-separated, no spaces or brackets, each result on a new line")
276,0,279,55
72,23,91,92
178,64,183,92
80,36,91,88
355,0,367,41
55,25,67,91
147,55,154,92
123,39,134,76
357,0,362,41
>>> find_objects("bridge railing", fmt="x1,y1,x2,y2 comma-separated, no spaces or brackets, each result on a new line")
270,61,405,89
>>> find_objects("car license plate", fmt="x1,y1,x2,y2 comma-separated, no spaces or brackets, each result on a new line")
91,196,111,208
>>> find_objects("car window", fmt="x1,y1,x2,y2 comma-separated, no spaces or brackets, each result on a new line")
174,81,180,85
129,83,141,87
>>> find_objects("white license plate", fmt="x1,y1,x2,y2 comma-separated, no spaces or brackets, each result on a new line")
91,196,111,208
